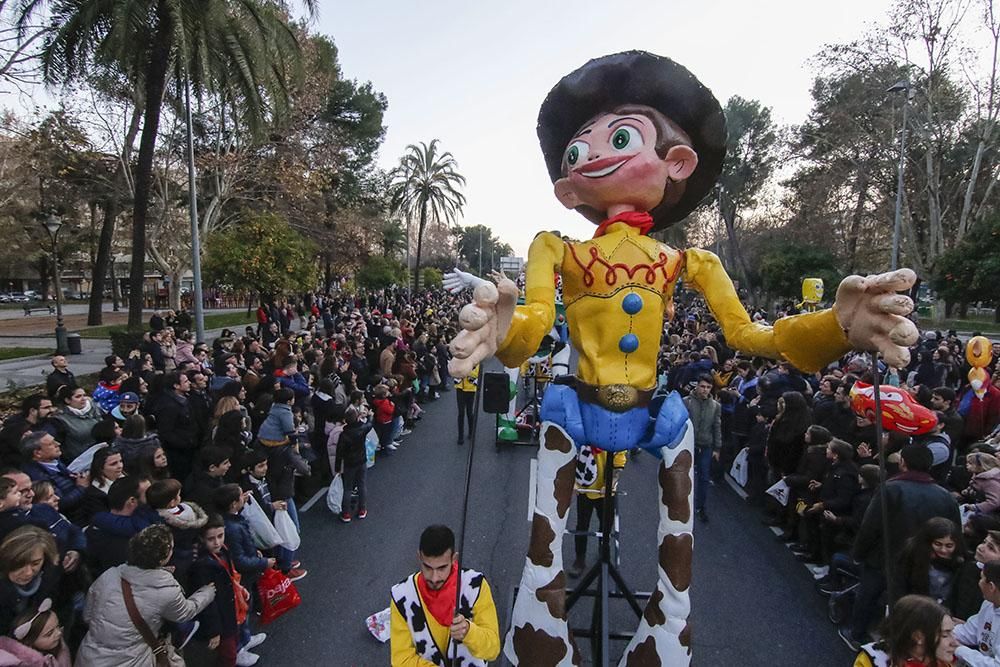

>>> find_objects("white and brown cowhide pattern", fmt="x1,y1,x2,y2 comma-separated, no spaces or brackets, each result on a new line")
504,422,581,667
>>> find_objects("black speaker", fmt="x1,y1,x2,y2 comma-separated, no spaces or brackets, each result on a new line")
482,372,510,414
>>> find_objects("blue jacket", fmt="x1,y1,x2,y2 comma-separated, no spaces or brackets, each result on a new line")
223,512,268,583
276,372,310,399
90,509,158,537
29,503,86,553
22,461,86,515
258,403,295,442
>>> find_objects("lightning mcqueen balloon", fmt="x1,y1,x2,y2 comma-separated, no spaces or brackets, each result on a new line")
849,381,938,435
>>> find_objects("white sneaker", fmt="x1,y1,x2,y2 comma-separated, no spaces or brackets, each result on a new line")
400,428,413,436
387,442,400,450
236,649,260,666
245,633,267,651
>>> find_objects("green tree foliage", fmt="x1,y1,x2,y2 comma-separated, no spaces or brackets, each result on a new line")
355,256,407,291
758,242,842,302
19,0,317,329
454,224,513,274
421,267,442,289
202,211,318,298
932,214,1000,314
389,139,466,291
719,96,780,288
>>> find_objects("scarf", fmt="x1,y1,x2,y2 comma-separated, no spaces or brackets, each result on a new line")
65,399,93,417
416,562,458,628
593,211,654,238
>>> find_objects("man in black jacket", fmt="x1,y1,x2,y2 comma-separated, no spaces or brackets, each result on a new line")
45,355,75,401
842,445,961,648
931,387,966,453
0,395,55,467
794,439,860,563
154,372,198,483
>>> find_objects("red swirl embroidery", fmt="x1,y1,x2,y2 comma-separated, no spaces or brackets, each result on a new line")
567,242,682,290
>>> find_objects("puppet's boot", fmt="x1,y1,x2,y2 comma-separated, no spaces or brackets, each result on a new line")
619,420,695,666
503,422,581,666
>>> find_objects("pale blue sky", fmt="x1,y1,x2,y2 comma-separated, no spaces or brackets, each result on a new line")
314,0,896,256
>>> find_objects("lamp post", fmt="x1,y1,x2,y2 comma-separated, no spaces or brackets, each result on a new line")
183,69,206,343
41,214,68,355
887,79,912,272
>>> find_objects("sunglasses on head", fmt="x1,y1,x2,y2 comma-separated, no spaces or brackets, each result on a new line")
14,597,52,640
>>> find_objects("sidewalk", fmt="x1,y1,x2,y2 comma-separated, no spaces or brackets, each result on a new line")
0,324,238,390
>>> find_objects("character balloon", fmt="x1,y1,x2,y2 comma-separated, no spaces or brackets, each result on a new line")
448,51,920,667
967,336,994,399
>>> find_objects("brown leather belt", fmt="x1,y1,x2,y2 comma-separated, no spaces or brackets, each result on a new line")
576,380,654,412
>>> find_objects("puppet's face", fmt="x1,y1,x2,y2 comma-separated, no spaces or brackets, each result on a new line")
553,112,697,218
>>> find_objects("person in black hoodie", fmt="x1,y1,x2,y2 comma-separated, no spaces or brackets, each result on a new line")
335,407,372,523
794,439,861,563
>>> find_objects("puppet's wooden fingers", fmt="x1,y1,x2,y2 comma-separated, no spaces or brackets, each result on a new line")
872,293,914,316
865,268,916,294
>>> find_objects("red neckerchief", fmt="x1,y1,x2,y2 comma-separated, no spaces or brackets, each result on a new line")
593,211,654,238
416,562,458,628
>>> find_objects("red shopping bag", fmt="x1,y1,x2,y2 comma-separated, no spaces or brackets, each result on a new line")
257,567,301,624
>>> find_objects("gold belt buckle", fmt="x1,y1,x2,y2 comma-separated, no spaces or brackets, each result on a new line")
597,384,638,412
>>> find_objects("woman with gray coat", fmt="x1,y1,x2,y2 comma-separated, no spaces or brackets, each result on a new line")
74,525,215,667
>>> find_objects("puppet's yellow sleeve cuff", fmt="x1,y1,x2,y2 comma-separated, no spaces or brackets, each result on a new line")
496,232,563,368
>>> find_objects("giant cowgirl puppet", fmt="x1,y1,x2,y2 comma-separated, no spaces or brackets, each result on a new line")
448,51,919,666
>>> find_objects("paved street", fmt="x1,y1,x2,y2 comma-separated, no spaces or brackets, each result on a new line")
255,377,852,666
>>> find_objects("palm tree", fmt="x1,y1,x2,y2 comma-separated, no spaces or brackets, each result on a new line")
389,139,466,291
17,0,316,329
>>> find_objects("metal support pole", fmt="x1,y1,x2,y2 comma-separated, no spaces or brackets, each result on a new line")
184,71,206,343
871,352,896,606
51,233,67,355
891,91,910,272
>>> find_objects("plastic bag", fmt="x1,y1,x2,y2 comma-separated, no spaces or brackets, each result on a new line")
366,607,391,643
766,478,790,507
365,429,378,469
273,508,301,551
257,568,301,624
242,494,282,549
729,447,749,487
326,474,344,514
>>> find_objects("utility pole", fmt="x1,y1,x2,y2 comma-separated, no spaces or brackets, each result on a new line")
184,69,206,343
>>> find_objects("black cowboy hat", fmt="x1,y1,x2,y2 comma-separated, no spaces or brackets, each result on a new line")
537,50,726,230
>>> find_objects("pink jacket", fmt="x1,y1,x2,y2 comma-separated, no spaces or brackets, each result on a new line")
0,637,71,667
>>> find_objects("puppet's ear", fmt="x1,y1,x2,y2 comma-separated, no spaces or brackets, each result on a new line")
664,145,698,182
553,178,581,210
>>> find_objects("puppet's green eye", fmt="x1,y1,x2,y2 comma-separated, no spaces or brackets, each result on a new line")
610,125,642,151
565,141,589,166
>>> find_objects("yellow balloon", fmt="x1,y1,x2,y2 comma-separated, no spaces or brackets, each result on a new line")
966,335,994,369
801,278,824,304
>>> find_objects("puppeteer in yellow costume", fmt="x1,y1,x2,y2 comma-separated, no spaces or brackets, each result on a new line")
447,52,920,666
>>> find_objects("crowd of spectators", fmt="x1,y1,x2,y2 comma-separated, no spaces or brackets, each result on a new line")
658,295,1000,663
0,286,464,666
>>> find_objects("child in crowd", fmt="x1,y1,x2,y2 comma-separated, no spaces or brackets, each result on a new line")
336,407,372,523
897,517,966,606
0,478,20,512
29,482,86,558
184,446,233,511
371,384,397,453
190,515,247,667
135,446,171,481
146,478,208,582
953,560,1000,664
213,484,272,666
239,450,300,578
0,598,73,666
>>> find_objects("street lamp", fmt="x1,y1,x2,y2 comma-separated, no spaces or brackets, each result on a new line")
887,79,912,272
41,213,68,355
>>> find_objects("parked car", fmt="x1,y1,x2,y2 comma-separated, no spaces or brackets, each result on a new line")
0,293,10,303
23,290,40,301
7,292,29,303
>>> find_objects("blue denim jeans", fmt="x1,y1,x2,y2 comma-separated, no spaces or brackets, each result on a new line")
694,447,714,512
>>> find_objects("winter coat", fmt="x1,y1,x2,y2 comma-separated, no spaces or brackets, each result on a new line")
258,403,295,443
264,441,311,501
336,420,373,470
76,483,111,527
0,563,63,635
818,460,861,515
28,503,86,554
682,394,722,451
113,433,161,471
189,549,240,640
766,425,808,477
153,392,197,451
156,502,208,580
174,341,198,367
970,467,1000,514
74,564,214,667
222,513,268,584
52,400,104,463
853,471,961,569
0,636,71,667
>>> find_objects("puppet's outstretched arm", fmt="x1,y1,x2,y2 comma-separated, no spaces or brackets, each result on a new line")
683,248,852,372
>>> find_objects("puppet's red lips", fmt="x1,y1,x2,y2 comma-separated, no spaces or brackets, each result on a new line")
575,155,632,178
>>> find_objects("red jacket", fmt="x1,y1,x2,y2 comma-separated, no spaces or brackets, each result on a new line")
373,397,394,425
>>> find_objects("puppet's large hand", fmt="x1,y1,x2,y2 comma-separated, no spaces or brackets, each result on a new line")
443,268,488,294
832,269,920,369
448,272,518,378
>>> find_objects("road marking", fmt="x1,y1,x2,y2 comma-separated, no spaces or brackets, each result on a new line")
527,459,537,522
300,486,329,513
